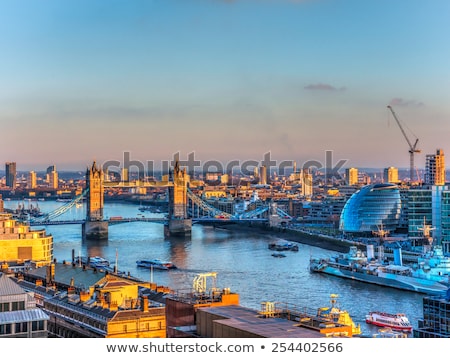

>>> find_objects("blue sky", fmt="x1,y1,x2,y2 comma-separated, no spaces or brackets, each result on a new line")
1,0,449,171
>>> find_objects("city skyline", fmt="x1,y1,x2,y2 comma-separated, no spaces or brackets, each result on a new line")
1,0,450,170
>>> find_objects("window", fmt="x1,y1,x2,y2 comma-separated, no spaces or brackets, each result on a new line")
11,301,25,311
0,324,12,335
32,320,44,331
15,322,28,333
0,302,9,312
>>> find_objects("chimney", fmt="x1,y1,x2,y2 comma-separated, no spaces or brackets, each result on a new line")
141,295,149,312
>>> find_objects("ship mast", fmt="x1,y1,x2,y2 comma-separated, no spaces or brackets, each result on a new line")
372,224,390,262
417,217,435,253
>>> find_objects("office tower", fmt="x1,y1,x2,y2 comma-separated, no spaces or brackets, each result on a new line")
345,168,358,185
5,162,17,188
28,171,37,189
259,165,267,185
384,167,399,184
46,165,56,175
121,168,129,182
49,170,58,189
301,169,313,198
425,149,445,185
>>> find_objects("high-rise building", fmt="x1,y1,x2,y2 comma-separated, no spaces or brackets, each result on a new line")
5,162,16,188
407,185,450,252
425,149,445,185
121,168,129,182
345,168,358,186
259,166,267,185
46,165,56,175
301,169,313,198
28,171,37,189
384,167,399,184
48,170,58,189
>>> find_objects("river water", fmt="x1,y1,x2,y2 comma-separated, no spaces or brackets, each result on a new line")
4,199,426,336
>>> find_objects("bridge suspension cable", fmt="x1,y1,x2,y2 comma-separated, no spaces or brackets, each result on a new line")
29,189,89,224
186,188,232,219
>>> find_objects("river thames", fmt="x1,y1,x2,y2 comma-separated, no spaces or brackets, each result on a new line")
5,199,426,337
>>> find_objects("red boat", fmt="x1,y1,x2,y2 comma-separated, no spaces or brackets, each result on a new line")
365,311,412,332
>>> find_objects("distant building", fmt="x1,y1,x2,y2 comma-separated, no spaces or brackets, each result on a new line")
121,167,129,182
48,170,58,189
300,169,313,198
5,162,16,188
27,171,37,189
0,274,49,338
339,183,401,234
259,166,267,185
345,168,358,186
425,149,446,185
384,166,399,184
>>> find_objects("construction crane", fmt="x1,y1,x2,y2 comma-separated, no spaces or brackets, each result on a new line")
387,105,421,182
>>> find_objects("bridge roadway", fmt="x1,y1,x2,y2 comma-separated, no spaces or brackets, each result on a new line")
29,217,268,226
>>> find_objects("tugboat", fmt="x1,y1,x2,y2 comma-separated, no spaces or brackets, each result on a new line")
365,311,413,332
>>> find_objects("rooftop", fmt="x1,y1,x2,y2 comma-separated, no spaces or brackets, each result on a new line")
198,305,326,338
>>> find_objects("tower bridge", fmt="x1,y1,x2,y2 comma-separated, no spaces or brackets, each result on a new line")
28,160,292,239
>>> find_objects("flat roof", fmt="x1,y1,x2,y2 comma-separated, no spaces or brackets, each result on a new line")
199,305,325,338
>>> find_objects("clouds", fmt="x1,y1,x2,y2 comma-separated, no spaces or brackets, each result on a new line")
304,83,346,92
388,98,424,107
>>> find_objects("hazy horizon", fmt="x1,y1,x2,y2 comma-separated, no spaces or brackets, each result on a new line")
1,0,449,171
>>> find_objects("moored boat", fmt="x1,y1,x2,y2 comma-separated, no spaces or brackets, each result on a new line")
268,239,299,252
309,245,449,295
136,259,177,270
74,256,110,269
365,311,413,332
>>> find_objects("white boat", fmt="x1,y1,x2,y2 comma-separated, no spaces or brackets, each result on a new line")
74,256,110,269
268,239,299,252
365,311,413,332
89,256,110,268
136,259,177,270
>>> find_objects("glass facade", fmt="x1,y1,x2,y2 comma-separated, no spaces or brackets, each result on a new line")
339,183,401,233
407,188,433,239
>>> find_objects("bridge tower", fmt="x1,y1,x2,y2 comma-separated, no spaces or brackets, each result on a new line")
82,161,108,240
165,160,192,237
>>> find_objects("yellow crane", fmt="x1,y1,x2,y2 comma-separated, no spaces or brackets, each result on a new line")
387,105,421,182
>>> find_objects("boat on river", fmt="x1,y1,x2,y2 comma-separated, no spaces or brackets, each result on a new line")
136,259,177,270
74,256,110,269
365,311,413,332
310,245,449,295
268,239,299,252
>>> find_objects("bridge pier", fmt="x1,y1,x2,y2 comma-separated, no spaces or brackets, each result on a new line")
82,221,109,241
164,218,192,238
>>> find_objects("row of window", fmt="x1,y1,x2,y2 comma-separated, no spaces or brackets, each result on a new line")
0,300,25,312
0,320,45,335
